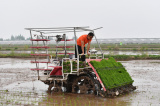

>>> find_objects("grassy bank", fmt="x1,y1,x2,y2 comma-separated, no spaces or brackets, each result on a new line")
1,52,160,60
0,51,31,58
104,54,160,60
1,43,160,51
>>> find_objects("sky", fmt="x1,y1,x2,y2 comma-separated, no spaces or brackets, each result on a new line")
0,0,160,39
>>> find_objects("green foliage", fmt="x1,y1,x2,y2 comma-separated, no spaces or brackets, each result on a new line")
26,37,31,40
14,47,18,50
63,61,71,73
10,50,15,56
0,52,30,58
113,46,119,50
0,38,3,41
90,57,133,89
11,34,25,40
104,55,131,60
149,55,160,59
24,45,28,50
140,47,147,51
107,46,112,50
6,48,11,50
132,48,137,51
30,51,34,54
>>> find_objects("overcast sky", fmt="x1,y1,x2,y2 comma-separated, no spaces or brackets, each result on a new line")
0,0,160,39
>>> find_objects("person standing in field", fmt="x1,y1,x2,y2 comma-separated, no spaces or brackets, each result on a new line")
75,32,94,62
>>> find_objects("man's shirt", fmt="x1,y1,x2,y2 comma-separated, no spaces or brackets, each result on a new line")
77,34,92,47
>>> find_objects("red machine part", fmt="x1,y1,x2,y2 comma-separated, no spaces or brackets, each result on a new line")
86,59,106,92
49,66,62,76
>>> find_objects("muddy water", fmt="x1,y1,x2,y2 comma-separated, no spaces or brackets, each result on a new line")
0,58,160,106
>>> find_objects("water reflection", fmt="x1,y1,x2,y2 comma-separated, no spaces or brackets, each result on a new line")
39,93,129,106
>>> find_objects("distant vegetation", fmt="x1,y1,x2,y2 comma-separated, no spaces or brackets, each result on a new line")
1,51,160,60
1,43,160,51
11,35,25,40
0,35,54,41
1,43,160,60
0,35,30,41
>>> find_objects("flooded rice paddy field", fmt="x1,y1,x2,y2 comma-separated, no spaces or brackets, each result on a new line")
0,58,160,106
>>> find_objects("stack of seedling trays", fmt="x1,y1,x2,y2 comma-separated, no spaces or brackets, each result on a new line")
63,60,84,73
90,57,136,96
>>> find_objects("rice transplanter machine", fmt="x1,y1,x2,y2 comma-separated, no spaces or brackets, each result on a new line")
25,26,136,97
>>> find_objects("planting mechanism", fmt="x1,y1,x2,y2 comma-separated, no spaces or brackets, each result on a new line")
25,26,136,97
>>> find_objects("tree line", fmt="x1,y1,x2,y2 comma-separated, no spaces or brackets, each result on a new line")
0,34,53,41
0,35,29,41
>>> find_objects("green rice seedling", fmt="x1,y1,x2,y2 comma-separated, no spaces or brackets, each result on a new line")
89,101,91,106
60,100,63,105
69,100,72,106
90,57,133,89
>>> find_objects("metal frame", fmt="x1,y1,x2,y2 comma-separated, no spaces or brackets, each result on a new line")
26,26,103,79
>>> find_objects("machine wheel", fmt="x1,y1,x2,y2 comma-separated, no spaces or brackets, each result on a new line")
72,75,95,94
48,83,62,93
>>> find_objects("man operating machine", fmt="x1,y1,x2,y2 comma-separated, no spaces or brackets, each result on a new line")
75,32,94,63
